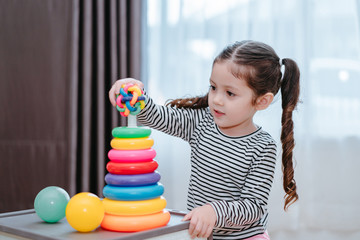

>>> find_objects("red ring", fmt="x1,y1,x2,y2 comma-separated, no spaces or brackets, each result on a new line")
106,160,158,175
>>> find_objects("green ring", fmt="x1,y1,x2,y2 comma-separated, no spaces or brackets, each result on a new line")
112,127,151,138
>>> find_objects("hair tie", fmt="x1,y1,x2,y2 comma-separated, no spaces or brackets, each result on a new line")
279,58,285,83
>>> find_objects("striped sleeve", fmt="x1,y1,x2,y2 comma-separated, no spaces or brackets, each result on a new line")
209,142,277,228
137,94,206,142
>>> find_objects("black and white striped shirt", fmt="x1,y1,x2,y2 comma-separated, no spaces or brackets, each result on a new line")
137,95,277,240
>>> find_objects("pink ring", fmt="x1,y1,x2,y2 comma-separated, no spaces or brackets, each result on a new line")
108,149,156,162
116,95,125,109
123,83,131,92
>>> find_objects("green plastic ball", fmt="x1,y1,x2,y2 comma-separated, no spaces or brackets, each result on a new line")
34,186,70,223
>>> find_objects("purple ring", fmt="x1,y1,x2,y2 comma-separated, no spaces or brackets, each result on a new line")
105,172,161,187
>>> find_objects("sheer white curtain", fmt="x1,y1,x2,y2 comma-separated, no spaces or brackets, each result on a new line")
142,0,360,239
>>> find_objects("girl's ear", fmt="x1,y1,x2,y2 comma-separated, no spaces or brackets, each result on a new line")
255,93,274,110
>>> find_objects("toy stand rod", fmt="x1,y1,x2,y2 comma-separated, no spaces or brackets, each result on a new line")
128,115,137,127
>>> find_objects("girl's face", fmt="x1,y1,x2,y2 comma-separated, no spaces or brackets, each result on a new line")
208,61,258,136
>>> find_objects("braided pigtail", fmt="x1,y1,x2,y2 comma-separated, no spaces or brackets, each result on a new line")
280,58,300,210
166,94,208,109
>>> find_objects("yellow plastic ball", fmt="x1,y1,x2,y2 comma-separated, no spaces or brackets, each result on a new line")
65,192,105,232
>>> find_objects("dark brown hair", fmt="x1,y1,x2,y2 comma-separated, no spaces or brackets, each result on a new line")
167,40,300,210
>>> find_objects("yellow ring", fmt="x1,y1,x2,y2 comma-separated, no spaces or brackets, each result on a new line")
128,86,142,96
103,197,167,216
139,100,145,109
110,137,154,150
101,210,171,232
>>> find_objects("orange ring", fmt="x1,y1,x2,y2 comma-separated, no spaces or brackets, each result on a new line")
101,210,170,232
102,196,167,216
130,91,139,105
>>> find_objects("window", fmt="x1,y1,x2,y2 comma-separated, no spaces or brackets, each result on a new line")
142,1,360,238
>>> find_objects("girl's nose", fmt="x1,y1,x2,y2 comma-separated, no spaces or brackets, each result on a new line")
212,92,223,105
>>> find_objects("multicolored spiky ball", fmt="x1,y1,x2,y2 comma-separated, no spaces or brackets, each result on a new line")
116,84,146,117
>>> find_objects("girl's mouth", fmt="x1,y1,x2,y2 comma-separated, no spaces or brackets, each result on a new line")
213,109,225,117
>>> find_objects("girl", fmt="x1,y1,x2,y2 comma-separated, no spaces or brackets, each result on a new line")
109,40,300,240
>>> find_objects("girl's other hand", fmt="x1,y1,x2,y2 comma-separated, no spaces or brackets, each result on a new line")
109,78,144,107
182,204,216,239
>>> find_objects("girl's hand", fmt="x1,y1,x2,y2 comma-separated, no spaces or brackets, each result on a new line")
108,78,144,107
182,204,216,239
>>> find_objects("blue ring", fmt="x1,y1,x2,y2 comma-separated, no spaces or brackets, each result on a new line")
125,101,137,111
105,172,161,187
103,183,164,201
121,96,145,102
120,88,129,97
129,102,141,115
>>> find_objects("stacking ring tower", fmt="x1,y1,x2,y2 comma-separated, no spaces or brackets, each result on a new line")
101,84,170,232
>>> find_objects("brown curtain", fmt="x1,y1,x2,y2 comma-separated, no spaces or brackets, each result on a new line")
0,0,142,213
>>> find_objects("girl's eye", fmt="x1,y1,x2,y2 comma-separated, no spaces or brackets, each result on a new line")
227,91,235,96
210,85,216,91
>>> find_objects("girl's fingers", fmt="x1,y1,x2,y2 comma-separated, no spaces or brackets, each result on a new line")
198,224,212,238
193,220,209,239
189,218,199,239
182,211,192,221
109,85,117,106
205,225,213,238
